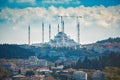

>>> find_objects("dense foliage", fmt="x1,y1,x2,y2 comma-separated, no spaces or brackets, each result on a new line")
70,53,120,70
0,66,8,79
25,70,35,76
0,44,35,59
104,67,120,80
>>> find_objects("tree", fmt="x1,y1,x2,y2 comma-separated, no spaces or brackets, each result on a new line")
18,69,21,74
104,67,120,80
25,70,35,76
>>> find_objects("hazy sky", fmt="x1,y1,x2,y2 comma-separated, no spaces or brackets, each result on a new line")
0,0,120,44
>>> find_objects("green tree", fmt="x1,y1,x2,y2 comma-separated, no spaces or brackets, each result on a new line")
25,70,35,76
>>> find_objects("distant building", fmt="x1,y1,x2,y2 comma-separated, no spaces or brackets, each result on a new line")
73,71,87,80
36,67,52,76
38,59,47,67
35,75,45,80
13,74,43,80
49,32,78,48
93,70,106,80
10,63,19,74
65,68,76,72
51,65,64,72
29,56,39,63
28,56,48,67
12,74,25,80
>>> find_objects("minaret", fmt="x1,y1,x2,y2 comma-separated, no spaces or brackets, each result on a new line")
77,22,80,44
60,16,64,33
42,22,44,43
49,24,51,41
58,24,59,33
62,21,64,33
28,25,30,45
76,16,82,45
62,21,64,45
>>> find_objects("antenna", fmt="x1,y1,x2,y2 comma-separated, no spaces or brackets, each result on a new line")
49,24,51,41
28,25,30,45
42,22,44,43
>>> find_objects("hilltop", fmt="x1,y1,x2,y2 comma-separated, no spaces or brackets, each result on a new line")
83,37,120,54
96,37,120,43
0,37,120,60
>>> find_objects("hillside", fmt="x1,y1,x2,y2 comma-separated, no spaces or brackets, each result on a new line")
0,44,35,59
84,37,120,54
0,37,120,59
97,37,120,43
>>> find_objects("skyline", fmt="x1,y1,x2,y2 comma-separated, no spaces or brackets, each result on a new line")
0,0,120,44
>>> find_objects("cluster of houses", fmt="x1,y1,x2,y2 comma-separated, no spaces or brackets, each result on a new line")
11,68,105,80
84,42,120,54
1,56,106,80
12,69,105,80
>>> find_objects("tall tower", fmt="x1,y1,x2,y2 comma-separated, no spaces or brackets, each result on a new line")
58,24,59,33
49,24,51,41
62,21,64,33
77,23,80,44
62,21,65,45
58,16,65,33
76,16,82,45
42,22,44,43
28,25,30,45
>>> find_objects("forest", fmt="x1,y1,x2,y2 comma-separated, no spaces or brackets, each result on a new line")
0,44,35,59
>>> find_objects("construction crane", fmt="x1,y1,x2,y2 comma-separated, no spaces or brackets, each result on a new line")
58,15,82,44
69,16,82,23
58,15,68,33
58,15,68,46
66,16,82,44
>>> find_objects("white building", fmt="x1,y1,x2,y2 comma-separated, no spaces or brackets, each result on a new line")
36,67,52,76
49,32,78,48
51,65,64,72
73,71,87,80
13,74,25,80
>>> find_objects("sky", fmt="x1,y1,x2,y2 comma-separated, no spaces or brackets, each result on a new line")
0,0,120,44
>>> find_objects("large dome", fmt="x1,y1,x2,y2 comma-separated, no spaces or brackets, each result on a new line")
49,32,79,47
